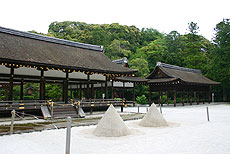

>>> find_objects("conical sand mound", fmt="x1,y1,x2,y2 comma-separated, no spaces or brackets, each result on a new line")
139,103,168,127
93,104,131,137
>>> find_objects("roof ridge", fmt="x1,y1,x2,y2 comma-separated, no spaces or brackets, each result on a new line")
0,26,103,52
156,62,202,74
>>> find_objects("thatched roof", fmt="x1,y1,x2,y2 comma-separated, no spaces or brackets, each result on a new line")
147,62,219,85
0,26,136,75
115,76,149,84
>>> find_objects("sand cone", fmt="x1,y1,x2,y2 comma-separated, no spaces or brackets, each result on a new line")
139,103,168,127
93,104,131,137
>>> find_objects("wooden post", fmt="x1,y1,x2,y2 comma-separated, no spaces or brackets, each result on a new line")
133,83,136,107
62,82,65,102
206,107,210,121
161,91,163,106
182,92,185,106
149,91,152,106
158,91,161,106
111,80,114,99
9,67,14,101
187,92,189,104
197,92,199,105
65,117,72,154
9,110,15,135
194,92,196,104
208,92,211,104
64,72,69,104
190,92,193,105
70,89,73,99
40,70,45,100
121,98,124,112
87,74,90,99
20,79,24,100
122,82,125,99
79,84,82,100
166,91,169,105
91,83,94,99
203,92,205,104
174,91,176,107
105,76,108,99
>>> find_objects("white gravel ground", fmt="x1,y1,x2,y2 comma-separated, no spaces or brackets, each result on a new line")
1,103,230,154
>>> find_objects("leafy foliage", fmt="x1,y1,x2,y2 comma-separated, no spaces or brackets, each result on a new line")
136,95,148,104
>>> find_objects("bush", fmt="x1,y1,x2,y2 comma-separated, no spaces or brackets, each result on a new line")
136,95,147,104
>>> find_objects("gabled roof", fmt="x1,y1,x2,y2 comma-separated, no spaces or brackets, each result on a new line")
0,26,136,75
147,62,219,85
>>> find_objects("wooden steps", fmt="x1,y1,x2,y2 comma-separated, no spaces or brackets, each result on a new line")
53,105,78,119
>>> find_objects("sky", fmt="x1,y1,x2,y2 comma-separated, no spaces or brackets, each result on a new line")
0,0,229,40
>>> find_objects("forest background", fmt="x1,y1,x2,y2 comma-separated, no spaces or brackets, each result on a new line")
4,19,230,102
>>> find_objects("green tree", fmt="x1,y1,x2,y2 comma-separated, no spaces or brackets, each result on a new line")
129,58,149,77
208,19,230,101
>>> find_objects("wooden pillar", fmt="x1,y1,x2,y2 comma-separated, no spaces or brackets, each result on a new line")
64,72,69,104
161,92,163,106
132,83,135,107
149,91,152,107
194,92,196,104
187,92,189,104
182,92,185,106
208,91,211,104
9,67,14,101
5,88,9,101
203,92,205,104
105,77,108,99
91,83,94,99
190,92,193,105
79,83,82,100
166,91,169,105
122,82,125,99
158,91,161,106
101,83,104,98
87,74,90,99
197,92,199,105
40,70,45,100
111,81,114,99
62,82,65,101
174,91,176,107
70,89,73,99
20,79,24,100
